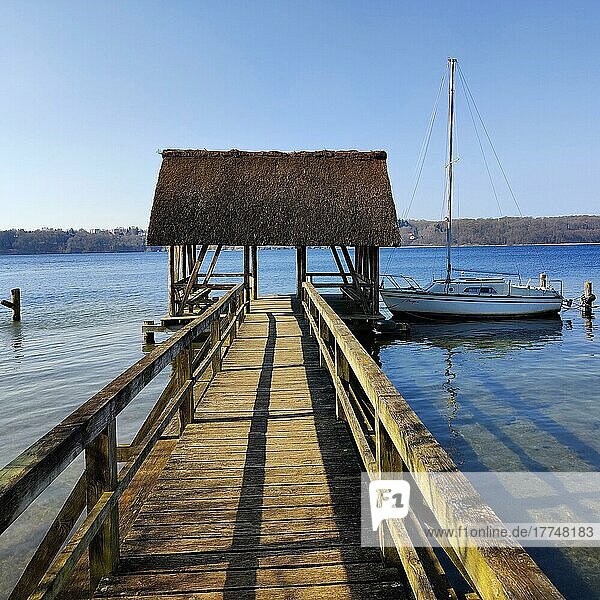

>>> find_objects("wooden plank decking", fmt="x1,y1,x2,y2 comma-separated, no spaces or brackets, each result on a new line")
94,296,404,599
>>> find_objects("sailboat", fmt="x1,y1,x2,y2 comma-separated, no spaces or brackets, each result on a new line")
381,58,564,319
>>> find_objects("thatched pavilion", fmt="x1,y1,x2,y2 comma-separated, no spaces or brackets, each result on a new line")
147,149,401,320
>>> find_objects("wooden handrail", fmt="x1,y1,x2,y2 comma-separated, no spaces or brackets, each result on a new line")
301,282,564,600
1,283,247,599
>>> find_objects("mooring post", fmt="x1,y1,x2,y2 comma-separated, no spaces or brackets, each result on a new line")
1,288,21,321
582,280,595,317
143,320,155,345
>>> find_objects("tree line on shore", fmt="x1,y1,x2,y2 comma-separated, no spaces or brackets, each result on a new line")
0,228,155,254
1,216,599,254
399,215,600,246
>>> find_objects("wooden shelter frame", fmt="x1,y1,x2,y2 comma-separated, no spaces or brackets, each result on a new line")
167,244,381,318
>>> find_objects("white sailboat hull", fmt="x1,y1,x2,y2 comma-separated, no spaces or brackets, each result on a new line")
381,289,563,318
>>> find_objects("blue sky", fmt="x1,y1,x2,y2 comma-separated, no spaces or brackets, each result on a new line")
1,1,598,229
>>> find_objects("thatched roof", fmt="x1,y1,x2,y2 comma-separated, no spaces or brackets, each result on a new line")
147,150,401,246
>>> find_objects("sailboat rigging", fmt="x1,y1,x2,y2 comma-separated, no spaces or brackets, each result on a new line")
380,58,564,319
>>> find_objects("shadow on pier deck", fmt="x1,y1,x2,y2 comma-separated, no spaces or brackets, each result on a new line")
95,296,400,599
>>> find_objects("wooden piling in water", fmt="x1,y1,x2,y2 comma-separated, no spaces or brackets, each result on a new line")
1,288,21,321
582,280,595,317
143,321,155,344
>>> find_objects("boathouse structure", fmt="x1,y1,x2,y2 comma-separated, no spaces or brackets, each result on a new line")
147,149,401,322
0,150,564,599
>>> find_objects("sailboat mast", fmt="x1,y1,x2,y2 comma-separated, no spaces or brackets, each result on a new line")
445,57,457,285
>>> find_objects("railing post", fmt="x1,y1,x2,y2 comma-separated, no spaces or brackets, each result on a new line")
318,313,324,367
375,414,404,562
334,342,349,422
85,419,119,591
210,318,222,374
176,346,194,430
228,298,237,347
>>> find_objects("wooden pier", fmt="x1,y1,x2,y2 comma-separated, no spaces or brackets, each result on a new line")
0,150,565,599
0,284,564,600
94,295,398,599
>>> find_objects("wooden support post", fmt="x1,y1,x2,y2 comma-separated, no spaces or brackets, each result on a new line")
85,419,118,591
356,246,364,279
173,245,181,283
143,321,155,345
251,245,258,300
375,414,404,562
296,245,306,298
168,246,176,316
243,246,251,312
187,245,194,271
1,288,21,321
210,319,222,375
582,280,595,317
318,314,324,367
181,244,188,281
371,246,380,316
228,297,237,346
11,288,20,321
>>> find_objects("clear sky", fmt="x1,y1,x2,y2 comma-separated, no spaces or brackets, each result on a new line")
1,1,599,229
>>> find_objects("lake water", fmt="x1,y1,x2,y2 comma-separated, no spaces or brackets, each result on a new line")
0,246,599,597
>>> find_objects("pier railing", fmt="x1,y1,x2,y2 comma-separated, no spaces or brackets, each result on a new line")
0,283,247,600
302,282,564,600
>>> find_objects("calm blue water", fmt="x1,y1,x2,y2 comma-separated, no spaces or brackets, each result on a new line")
0,246,598,597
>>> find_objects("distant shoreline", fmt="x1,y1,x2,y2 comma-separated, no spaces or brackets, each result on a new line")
2,241,600,257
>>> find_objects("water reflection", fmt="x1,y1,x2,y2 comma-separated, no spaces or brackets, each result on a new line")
369,317,599,596
583,316,595,340
388,318,564,354
8,322,24,363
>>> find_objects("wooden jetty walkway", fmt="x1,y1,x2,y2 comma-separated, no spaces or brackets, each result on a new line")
0,284,564,600
95,295,399,599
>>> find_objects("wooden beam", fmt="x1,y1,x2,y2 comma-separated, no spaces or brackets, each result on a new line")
296,245,306,298
371,246,380,316
329,246,349,285
202,245,223,285
178,244,209,315
243,246,250,310
168,246,176,316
